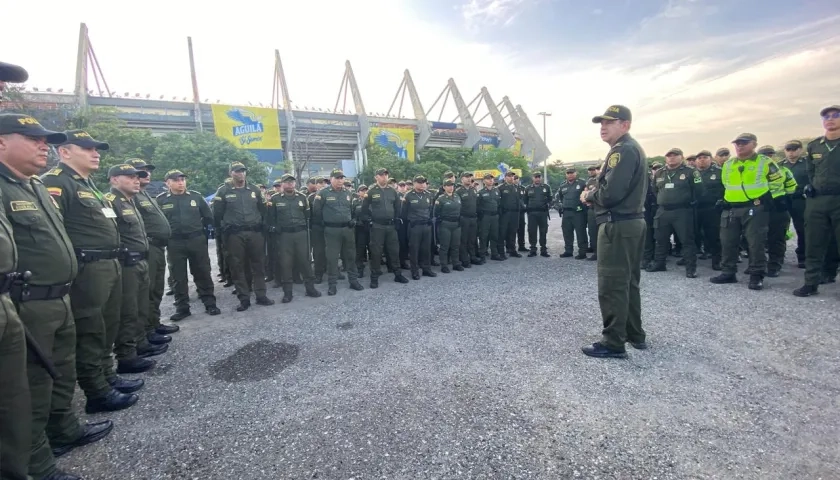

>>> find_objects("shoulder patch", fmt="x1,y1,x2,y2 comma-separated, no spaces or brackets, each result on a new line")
47,187,62,197
189,190,202,196
104,193,116,202
45,168,62,176
608,152,620,168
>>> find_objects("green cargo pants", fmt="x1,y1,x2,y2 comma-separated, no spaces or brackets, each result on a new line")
0,295,31,480
69,258,122,399
17,296,82,479
478,214,499,259
804,195,840,286
597,219,646,352
438,220,461,267
720,205,769,276
278,229,315,285
561,209,588,255
146,244,166,334
169,234,217,311
324,226,358,285
368,223,401,278
766,209,790,274
310,225,327,278
225,230,266,302
114,260,150,361
654,208,696,270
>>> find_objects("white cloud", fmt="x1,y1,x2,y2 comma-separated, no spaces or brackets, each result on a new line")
461,0,527,30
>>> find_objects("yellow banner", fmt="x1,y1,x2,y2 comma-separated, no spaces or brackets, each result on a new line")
210,105,283,150
473,168,523,179
370,127,415,162
510,139,522,157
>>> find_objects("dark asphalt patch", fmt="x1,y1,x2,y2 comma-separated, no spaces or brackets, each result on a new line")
208,340,300,383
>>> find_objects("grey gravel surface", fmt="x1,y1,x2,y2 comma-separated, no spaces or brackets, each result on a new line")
60,230,839,479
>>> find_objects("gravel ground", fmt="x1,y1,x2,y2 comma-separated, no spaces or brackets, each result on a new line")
59,229,839,480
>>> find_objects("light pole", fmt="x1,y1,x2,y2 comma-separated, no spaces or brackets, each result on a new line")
537,112,551,182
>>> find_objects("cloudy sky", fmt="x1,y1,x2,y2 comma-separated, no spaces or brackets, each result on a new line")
2,0,838,162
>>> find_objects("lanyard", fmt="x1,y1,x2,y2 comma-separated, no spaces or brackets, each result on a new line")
86,179,104,202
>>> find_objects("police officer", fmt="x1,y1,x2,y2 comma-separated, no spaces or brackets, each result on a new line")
710,133,785,290
515,174,528,252
107,164,169,373
455,172,480,267
693,150,724,270
312,169,364,295
524,172,552,257
402,175,436,279
642,162,661,268
0,114,114,480
477,173,502,262
434,178,463,273
362,168,408,287
353,185,371,277
212,162,274,311
497,171,522,258
648,147,703,278
781,140,808,268
584,165,600,260
794,105,840,297
156,170,222,319
557,167,589,259
306,177,328,283
126,159,177,343
714,147,730,167
581,105,648,359
266,173,321,302
215,177,234,287
757,145,797,277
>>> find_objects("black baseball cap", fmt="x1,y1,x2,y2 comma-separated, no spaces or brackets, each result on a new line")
108,164,149,178
784,140,803,150
164,169,187,180
587,165,598,171
715,147,730,156
229,161,247,172
666,147,683,156
0,114,67,144
532,171,542,177
375,168,389,176
127,158,155,170
460,171,473,178
0,62,28,83
732,133,757,143
696,150,712,158
331,169,345,179
413,175,427,183
59,130,110,150
592,105,632,123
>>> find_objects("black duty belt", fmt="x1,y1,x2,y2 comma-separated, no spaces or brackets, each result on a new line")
726,200,763,208
460,213,477,218
323,222,351,228
148,237,169,248
372,219,395,226
595,212,645,225
170,231,205,240
75,248,121,263
480,211,499,216
0,272,18,294
225,225,262,234
10,281,72,303
441,216,460,222
410,220,432,227
500,208,520,213
279,225,307,233
660,203,693,211
121,251,148,267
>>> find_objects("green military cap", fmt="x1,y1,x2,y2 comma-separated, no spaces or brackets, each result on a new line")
686,155,697,162
0,114,66,143
375,167,389,176
280,173,296,183
460,171,473,178
715,147,730,156
59,129,110,150
164,169,187,180
732,133,757,143
443,170,455,178
127,157,155,170
387,178,397,184
0,61,28,83
532,171,542,177
587,165,598,171
819,105,840,117
229,161,247,171
666,147,683,156
398,181,406,186
650,162,663,170
757,145,776,156
272,178,284,186
565,167,576,173
330,169,345,178
443,179,455,187
358,184,368,191
108,163,148,178
696,150,712,157
343,180,352,187
504,170,515,177
306,177,318,184
413,175,427,183
592,104,632,123
483,173,494,179
784,140,803,150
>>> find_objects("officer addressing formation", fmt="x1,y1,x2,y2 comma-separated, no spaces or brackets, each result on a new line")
0,55,839,479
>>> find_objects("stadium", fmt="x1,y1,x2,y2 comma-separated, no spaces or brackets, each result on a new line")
12,23,551,180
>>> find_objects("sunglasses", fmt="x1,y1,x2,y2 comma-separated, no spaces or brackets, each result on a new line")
823,112,840,120
785,147,800,152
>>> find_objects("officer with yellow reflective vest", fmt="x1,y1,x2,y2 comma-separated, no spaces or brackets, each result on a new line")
710,133,785,290
757,145,797,277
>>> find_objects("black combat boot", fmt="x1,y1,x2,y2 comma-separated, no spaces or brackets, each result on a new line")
305,282,322,297
282,286,293,303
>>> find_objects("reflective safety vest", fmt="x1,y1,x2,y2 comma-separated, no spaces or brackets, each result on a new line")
720,154,785,202
778,164,798,195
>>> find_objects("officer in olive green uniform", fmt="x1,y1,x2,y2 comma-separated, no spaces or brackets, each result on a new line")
515,175,528,252
648,147,704,278
794,105,840,297
306,177,328,283
402,175,437,279
107,165,168,372
266,174,321,302
497,171,522,258
156,170,221,319
352,185,371,277
434,179,463,272
0,115,114,480
782,140,808,267
362,168,408,288
582,105,648,359
557,167,589,259
455,172,480,267
693,150,724,270
477,173,502,262
126,159,177,343
212,162,273,311
44,130,150,404
312,169,364,295
215,177,234,287
642,162,660,267
584,165,600,260
524,172,552,257
757,145,798,277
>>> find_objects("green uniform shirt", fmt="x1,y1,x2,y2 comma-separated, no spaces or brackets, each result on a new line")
783,158,808,197
136,189,171,240
477,186,501,214
212,182,266,229
0,190,17,274
0,164,78,285
695,164,724,206
653,164,703,207
524,182,552,211
586,133,648,216
313,186,354,224
806,136,840,193
107,189,148,253
434,192,462,220
306,190,319,224
362,184,401,223
268,191,309,228
498,183,521,212
156,190,212,236
558,178,587,211
455,184,478,216
402,190,432,223
40,163,120,250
